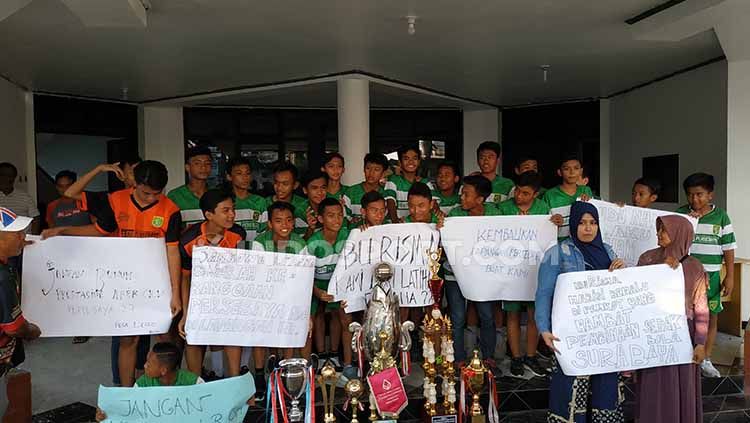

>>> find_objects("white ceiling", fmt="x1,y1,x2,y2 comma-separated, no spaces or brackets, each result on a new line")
0,0,724,106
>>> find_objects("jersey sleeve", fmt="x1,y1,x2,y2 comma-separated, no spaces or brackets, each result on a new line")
383,177,397,201
721,212,737,251
179,241,193,271
0,279,25,333
80,191,117,233
165,211,182,245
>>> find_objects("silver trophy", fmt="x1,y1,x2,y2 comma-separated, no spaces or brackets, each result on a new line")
278,358,310,422
349,262,415,374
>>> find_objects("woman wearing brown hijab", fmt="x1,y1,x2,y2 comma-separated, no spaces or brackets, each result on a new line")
635,215,709,423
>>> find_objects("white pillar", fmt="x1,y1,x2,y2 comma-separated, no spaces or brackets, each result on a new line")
24,92,36,203
462,109,500,174
337,78,370,186
599,99,611,200
726,60,750,259
138,106,185,193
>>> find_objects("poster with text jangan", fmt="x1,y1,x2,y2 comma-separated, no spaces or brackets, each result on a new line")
551,264,693,376
327,223,440,312
590,199,698,267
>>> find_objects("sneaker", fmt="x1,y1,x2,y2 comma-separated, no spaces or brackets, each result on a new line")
253,372,267,402
327,355,343,371
523,356,548,377
509,357,525,379
701,359,721,378
342,364,359,381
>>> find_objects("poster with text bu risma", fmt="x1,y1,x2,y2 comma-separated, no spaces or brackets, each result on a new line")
551,264,693,376
326,223,440,313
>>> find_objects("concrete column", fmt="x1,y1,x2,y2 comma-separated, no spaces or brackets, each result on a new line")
599,99,611,200
337,78,369,186
462,108,500,174
24,92,35,203
726,60,750,259
138,106,185,193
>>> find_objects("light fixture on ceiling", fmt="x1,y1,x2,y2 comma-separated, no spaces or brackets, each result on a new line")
406,15,417,36
121,87,129,100
540,65,551,83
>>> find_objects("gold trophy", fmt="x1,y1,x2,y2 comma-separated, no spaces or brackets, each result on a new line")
463,350,487,422
317,362,338,423
421,248,457,422
345,378,365,423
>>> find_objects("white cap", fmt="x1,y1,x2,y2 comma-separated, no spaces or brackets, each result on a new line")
0,207,32,232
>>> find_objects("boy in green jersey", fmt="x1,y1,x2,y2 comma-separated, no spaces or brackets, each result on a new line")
384,144,436,222
251,201,309,400
306,198,357,380
676,172,736,378
434,161,461,216
439,175,501,371
322,152,347,201
226,157,267,244
497,171,552,378
344,153,389,227
402,182,439,224
267,161,308,229
511,155,546,197
168,145,212,227
476,141,514,203
541,153,592,240
298,170,328,238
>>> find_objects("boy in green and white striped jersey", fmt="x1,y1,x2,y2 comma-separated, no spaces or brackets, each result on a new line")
343,153,389,227
540,153,592,240
307,197,356,379
167,146,213,227
322,152,348,202
476,141,514,204
384,144,436,222
676,172,736,378
297,171,328,239
434,161,461,215
225,157,267,246
266,162,308,236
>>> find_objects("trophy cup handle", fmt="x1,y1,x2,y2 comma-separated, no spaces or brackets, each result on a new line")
398,321,415,351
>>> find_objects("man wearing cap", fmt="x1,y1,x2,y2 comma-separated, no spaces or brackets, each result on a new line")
0,207,41,416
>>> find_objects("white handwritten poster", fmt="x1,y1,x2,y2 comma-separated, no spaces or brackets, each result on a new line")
327,223,440,312
590,200,698,267
551,264,693,376
185,247,315,348
440,215,557,301
21,236,172,337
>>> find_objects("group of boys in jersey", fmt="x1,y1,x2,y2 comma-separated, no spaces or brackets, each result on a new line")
38,139,735,408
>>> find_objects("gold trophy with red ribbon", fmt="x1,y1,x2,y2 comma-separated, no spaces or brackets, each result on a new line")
421,248,457,422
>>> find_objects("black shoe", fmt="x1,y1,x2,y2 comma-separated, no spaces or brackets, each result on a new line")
509,357,525,379
253,372,267,402
240,366,250,376
523,355,548,377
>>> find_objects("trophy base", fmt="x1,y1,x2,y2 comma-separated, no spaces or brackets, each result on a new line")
425,414,458,423
470,416,484,423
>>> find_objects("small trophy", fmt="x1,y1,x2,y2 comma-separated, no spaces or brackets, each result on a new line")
421,248,457,422
318,362,338,423
278,358,311,422
345,378,365,423
463,351,486,422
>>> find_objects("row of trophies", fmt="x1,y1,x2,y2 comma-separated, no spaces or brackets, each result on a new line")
269,250,497,423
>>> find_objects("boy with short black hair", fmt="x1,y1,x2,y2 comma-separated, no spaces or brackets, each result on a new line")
631,177,660,208
513,155,546,196
322,152,347,201
251,201,309,399
299,170,329,238
541,153,593,240
497,171,552,378
43,160,183,387
344,153,389,226
47,170,91,229
476,141,514,203
676,172,736,378
440,175,501,370
384,144,436,222
168,145,213,227
267,161,308,221
434,161,461,215
359,191,387,230
178,189,246,379
403,182,438,224
306,197,357,380
226,157,267,243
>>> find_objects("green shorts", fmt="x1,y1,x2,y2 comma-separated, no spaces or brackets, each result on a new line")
310,279,341,315
707,272,723,314
502,301,535,312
